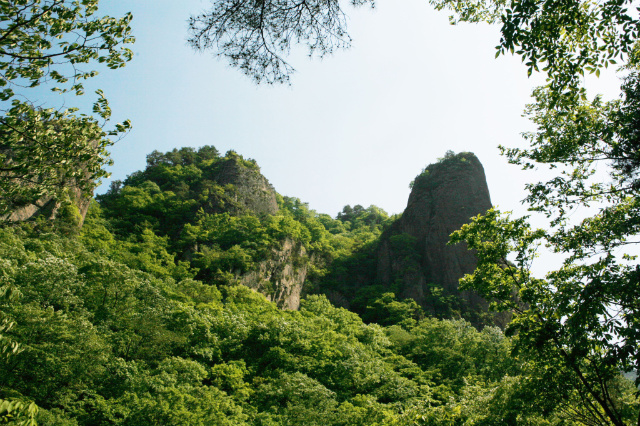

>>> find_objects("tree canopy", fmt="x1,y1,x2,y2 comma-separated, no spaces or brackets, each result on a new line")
0,0,134,217
187,0,374,84
0,219,607,425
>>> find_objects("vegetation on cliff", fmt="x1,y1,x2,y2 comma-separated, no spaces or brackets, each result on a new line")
92,146,392,301
1,0,640,422
2,145,637,425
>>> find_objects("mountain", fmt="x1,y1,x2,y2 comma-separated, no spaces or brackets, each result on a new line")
374,151,501,326
4,146,497,322
4,146,630,425
317,151,502,326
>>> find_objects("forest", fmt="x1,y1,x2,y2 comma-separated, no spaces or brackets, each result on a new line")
5,146,638,425
1,0,640,425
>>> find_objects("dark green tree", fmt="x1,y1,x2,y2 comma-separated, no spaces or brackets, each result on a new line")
187,0,374,84
0,286,38,426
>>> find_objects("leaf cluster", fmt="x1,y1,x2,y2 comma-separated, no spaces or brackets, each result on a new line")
0,1,133,219
187,0,374,83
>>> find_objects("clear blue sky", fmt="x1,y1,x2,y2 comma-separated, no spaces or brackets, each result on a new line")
50,0,620,219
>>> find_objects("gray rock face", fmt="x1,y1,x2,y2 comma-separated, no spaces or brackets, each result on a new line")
240,239,309,309
213,157,278,216
1,185,92,226
376,152,494,322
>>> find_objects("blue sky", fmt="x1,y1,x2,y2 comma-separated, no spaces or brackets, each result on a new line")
45,0,620,219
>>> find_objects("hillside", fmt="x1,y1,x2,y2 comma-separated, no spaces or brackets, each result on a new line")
1,146,637,425
92,147,500,325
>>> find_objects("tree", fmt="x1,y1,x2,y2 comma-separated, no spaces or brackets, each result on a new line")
187,0,374,84
431,0,639,95
0,286,38,426
447,74,640,418
436,3,640,423
450,205,640,425
442,6,640,422
0,0,134,217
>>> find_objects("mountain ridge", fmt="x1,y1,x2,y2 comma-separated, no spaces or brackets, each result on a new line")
4,145,498,325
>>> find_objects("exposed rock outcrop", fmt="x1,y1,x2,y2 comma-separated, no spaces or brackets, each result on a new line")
0,116,105,228
212,155,278,216
1,185,92,226
375,152,497,325
240,239,309,309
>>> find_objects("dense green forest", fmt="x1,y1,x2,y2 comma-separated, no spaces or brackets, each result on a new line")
2,0,640,425
1,146,638,425
0,213,518,425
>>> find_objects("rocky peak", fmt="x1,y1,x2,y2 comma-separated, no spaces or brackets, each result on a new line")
212,152,279,216
239,238,310,310
376,151,499,325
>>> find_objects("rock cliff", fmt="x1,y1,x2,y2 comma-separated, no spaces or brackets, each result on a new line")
211,154,278,216
375,152,496,324
240,239,310,310
0,183,92,226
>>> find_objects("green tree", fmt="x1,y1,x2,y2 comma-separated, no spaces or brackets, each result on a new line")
451,206,640,425
0,286,38,426
430,0,639,97
0,0,134,217
363,292,425,328
439,2,640,424
441,12,640,422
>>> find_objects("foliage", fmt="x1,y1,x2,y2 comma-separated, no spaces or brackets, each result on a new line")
0,398,38,426
0,0,134,217
451,206,640,425
188,0,374,84
7,209,606,425
430,0,638,95
0,285,38,426
362,292,425,328
389,317,515,391
313,219,386,311
337,204,390,229
440,16,640,422
0,225,550,425
409,151,474,190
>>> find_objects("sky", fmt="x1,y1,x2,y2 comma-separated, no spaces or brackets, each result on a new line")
46,0,622,220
